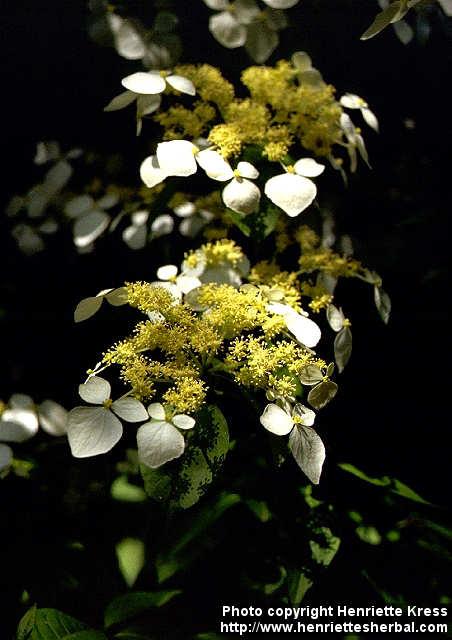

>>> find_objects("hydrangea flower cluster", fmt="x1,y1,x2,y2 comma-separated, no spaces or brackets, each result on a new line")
67,235,387,484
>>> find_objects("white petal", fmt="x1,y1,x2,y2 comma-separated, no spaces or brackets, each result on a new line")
179,216,206,238
292,403,316,427
172,414,196,430
1,409,39,442
0,444,13,471
78,376,111,404
67,407,123,458
157,264,178,281
339,93,362,109
148,403,166,421
285,312,322,348
294,157,325,178
122,224,147,250
292,51,312,72
340,113,356,142
260,403,294,436
104,90,136,112
326,304,345,332
234,0,261,24
137,421,185,468
64,195,94,219
111,398,148,422
131,210,149,226
73,211,110,247
114,19,147,60
97,193,119,210
289,424,325,484
267,301,293,316
237,161,259,179
166,74,196,96
9,394,34,410
175,275,201,294
174,202,196,218
262,0,299,7
245,21,278,63
203,0,229,8
121,71,166,95
38,400,68,436
151,280,182,301
136,94,162,117
150,214,174,237
156,140,198,177
362,107,379,132
222,178,261,215
196,149,233,181
264,173,317,217
140,155,168,189
209,12,247,48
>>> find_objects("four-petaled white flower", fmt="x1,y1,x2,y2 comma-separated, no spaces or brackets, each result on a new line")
155,264,202,299
259,402,325,484
105,71,195,135
264,158,324,217
137,403,195,469
204,159,261,216
1,394,67,472
173,201,215,238
205,0,296,63
267,301,321,348
67,377,148,458
340,93,379,132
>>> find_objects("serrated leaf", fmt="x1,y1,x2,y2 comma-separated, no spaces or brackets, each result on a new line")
374,286,391,324
176,447,213,509
360,2,406,40
16,607,86,640
298,365,324,386
307,380,338,409
74,296,103,323
334,326,352,373
140,465,172,502
202,405,229,467
104,591,181,629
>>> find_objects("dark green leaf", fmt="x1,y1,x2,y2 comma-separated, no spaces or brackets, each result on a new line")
63,632,107,640
227,211,251,236
104,591,181,628
111,476,146,503
16,608,86,640
339,462,391,486
287,569,312,605
140,465,172,502
310,527,341,565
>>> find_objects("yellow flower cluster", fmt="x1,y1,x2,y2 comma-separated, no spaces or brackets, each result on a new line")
299,249,363,278
155,58,343,162
184,238,245,270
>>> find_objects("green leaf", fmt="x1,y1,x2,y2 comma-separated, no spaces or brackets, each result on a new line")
360,2,407,40
287,569,313,605
116,538,145,587
63,633,107,640
334,326,352,373
176,446,213,509
104,591,181,629
338,462,391,487
245,499,272,522
16,607,86,640
140,465,172,502
258,206,280,238
111,476,146,503
339,463,431,504
310,527,341,566
227,211,251,236
74,296,103,323
307,380,338,409
356,526,382,545
392,479,430,505
374,286,391,324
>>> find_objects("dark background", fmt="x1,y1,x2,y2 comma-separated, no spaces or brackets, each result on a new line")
0,1,451,637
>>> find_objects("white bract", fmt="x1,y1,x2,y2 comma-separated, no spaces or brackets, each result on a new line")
260,402,324,484
205,160,260,216
67,377,148,458
155,264,201,298
182,248,250,288
292,51,324,88
267,302,321,348
205,0,292,62
173,201,214,238
105,70,195,135
137,403,195,468
122,210,149,250
64,192,119,250
340,93,379,132
340,113,370,173
264,158,324,217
